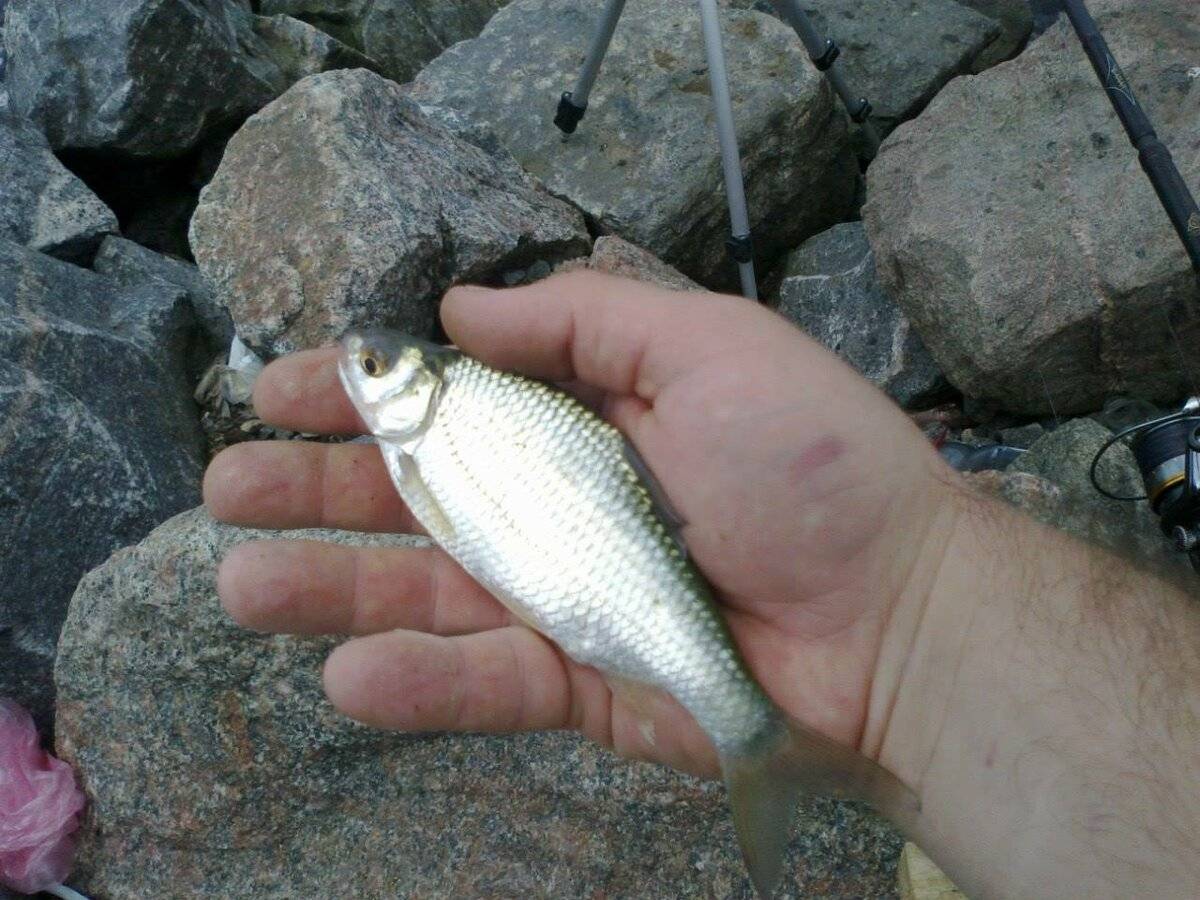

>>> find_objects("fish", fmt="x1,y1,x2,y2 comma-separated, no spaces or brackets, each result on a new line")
336,328,919,898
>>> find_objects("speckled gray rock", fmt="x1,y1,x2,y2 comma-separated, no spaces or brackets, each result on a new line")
259,0,506,83
410,0,857,288
0,112,117,263
191,68,590,357
56,506,903,899
1003,418,1190,576
561,235,704,292
0,241,204,735
2,0,369,158
730,0,1002,135
251,13,379,83
94,235,234,358
950,0,1033,71
778,223,947,408
863,1,1200,416
1028,0,1062,36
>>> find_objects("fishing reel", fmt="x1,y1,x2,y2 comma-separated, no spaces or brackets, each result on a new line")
1091,397,1200,571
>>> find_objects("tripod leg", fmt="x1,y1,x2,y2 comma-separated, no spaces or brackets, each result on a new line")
555,0,628,134
697,0,758,300
772,0,880,156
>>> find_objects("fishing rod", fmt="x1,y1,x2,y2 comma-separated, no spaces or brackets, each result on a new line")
1061,0,1200,278
1066,0,1200,573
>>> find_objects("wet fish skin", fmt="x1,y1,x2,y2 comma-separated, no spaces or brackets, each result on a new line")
337,328,918,898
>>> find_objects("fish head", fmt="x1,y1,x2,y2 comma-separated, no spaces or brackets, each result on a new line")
338,329,447,442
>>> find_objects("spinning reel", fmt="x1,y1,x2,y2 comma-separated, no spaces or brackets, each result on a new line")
1091,398,1200,571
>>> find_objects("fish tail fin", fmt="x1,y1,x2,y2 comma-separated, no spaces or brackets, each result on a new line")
721,716,921,899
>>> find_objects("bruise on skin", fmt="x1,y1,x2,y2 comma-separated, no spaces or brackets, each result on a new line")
790,436,847,481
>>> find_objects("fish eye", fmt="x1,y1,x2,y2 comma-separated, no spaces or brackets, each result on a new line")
360,351,386,378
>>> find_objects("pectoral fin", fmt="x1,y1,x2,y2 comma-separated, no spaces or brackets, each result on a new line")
380,444,457,542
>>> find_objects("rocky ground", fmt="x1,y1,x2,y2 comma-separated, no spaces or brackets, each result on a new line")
1,0,1198,897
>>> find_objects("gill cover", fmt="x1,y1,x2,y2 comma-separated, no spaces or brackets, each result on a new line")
338,330,453,444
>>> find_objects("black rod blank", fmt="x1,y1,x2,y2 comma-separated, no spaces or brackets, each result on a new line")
1061,0,1200,276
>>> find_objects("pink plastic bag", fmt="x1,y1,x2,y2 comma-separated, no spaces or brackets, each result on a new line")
0,699,86,894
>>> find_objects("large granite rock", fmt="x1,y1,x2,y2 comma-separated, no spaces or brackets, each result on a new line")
2,0,370,158
777,222,947,408
191,68,591,357
0,112,117,263
56,506,903,899
560,235,704,292
259,0,506,84
0,0,8,85
0,241,204,735
1027,0,1063,36
863,1,1200,415
410,0,857,288
734,0,1004,135
950,0,1033,71
94,235,234,360
970,418,1191,579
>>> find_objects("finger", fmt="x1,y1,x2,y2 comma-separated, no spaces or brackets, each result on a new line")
442,270,777,401
219,540,508,636
323,627,601,734
204,440,421,534
323,626,719,775
252,346,364,435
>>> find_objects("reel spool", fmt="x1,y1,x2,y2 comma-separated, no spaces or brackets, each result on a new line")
1091,398,1200,570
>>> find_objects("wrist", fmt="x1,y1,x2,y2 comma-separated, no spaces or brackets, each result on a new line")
866,471,1200,897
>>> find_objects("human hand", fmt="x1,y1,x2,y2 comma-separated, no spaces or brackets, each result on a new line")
204,270,956,780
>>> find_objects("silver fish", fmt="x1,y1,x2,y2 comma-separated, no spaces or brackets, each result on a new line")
337,329,918,897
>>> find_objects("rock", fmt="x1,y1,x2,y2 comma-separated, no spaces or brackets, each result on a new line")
56,506,904,899
950,0,1033,71
966,468,1065,522
1002,418,1191,576
730,0,1003,136
251,13,379,84
0,112,117,263
0,241,204,734
1027,0,1063,36
863,2,1200,415
777,223,948,408
3,0,368,158
996,422,1047,449
409,0,857,287
191,68,590,357
259,0,505,84
93,236,235,359
0,0,7,81
561,235,704,292
1090,395,1166,434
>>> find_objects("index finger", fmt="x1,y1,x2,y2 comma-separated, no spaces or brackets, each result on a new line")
252,346,365,434
441,270,769,402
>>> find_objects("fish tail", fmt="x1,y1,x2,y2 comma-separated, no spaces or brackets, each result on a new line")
720,716,921,899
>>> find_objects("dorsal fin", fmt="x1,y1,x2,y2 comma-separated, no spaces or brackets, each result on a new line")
622,440,688,558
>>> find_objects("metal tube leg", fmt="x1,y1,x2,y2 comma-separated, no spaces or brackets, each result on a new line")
697,0,758,300
772,0,880,155
555,0,628,134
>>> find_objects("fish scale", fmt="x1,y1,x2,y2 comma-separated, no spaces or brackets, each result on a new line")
407,355,771,750
338,329,920,898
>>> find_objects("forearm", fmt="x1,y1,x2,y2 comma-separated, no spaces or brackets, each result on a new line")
873,483,1200,899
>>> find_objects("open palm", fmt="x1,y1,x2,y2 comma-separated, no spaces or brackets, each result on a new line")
205,270,950,779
